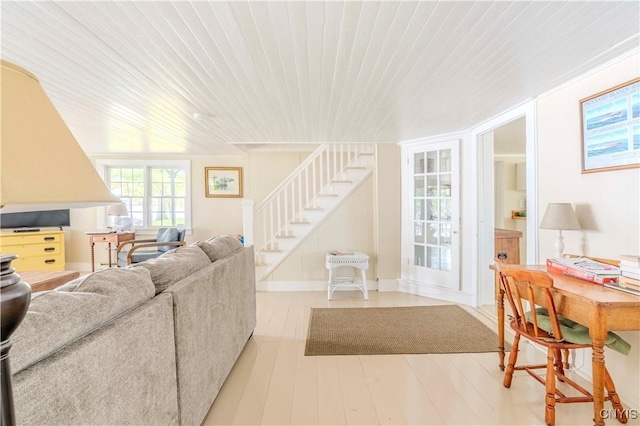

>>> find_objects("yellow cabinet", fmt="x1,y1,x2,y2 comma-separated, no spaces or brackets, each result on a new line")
0,230,65,271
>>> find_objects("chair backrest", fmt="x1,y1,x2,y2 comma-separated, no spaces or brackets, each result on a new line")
156,227,184,252
494,259,564,341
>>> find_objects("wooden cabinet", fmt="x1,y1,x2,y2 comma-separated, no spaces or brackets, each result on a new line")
0,230,65,271
495,228,522,265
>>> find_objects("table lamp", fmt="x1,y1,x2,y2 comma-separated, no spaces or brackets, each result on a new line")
1,60,120,425
108,203,129,230
539,202,582,258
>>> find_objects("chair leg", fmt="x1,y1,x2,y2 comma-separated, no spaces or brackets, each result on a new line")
504,334,520,388
545,349,556,426
604,368,628,424
561,349,570,369
554,349,565,381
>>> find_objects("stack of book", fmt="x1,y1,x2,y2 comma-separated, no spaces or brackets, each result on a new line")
618,255,640,293
546,257,620,285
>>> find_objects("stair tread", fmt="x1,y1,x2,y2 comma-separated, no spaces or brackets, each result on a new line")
318,193,338,197
289,221,310,225
276,235,296,239
332,180,353,184
304,207,324,211
345,166,367,169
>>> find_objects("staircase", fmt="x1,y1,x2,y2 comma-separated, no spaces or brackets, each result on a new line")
252,144,375,281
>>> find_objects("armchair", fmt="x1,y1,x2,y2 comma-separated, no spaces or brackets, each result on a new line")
116,228,186,267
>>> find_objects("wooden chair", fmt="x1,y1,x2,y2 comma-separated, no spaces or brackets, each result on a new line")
494,260,627,426
116,227,186,266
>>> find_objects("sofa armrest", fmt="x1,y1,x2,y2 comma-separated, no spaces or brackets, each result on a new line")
116,239,156,255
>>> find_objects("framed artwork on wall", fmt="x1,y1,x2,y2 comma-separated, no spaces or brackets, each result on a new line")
580,77,640,173
205,167,243,198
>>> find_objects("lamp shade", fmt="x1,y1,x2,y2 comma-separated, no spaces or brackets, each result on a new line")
539,203,581,230
0,60,120,213
108,203,128,216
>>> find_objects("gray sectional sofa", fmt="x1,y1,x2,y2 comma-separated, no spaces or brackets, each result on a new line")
10,235,256,426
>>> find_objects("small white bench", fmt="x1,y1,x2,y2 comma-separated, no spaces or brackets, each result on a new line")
325,251,369,300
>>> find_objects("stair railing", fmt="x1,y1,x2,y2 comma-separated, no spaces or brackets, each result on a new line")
253,144,373,263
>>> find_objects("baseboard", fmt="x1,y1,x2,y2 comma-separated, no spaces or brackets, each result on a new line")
257,280,380,292
398,279,476,306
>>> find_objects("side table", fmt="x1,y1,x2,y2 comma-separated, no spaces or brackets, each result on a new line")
87,232,136,272
325,251,369,300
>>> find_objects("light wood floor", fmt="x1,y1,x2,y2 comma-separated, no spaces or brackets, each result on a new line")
203,291,639,426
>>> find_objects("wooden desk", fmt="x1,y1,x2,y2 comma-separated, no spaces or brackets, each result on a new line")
492,264,640,426
88,232,135,272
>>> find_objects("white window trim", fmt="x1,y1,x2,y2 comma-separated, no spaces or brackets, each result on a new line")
95,159,192,235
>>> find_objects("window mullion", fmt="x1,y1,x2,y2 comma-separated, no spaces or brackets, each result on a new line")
171,169,176,225
145,165,152,229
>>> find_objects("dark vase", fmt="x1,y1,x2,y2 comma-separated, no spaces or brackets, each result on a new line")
1,254,32,426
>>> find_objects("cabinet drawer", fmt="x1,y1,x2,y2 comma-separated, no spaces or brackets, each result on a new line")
13,255,65,272
91,235,119,243
1,232,62,246
2,243,61,257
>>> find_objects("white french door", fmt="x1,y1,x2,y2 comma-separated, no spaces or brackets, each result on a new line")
403,139,460,290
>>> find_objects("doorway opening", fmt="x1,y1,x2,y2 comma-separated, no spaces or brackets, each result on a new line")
473,102,538,316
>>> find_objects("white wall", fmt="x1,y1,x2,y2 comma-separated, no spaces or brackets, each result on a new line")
248,151,311,202
537,52,639,408
375,144,401,285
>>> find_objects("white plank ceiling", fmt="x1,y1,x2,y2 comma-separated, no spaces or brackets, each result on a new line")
1,1,638,156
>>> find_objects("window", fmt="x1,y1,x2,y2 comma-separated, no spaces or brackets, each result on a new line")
97,160,190,231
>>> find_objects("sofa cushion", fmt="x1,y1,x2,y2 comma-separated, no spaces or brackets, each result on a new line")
134,245,211,295
196,235,243,262
525,308,631,355
11,267,155,374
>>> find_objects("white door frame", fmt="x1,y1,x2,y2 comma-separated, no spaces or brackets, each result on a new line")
399,135,472,305
471,101,538,307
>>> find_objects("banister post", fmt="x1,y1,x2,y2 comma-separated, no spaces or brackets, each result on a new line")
241,199,255,247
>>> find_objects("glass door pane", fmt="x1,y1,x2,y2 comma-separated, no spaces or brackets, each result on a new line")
412,148,453,272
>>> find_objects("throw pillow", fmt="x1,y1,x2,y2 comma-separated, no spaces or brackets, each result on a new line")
196,235,243,262
134,245,211,295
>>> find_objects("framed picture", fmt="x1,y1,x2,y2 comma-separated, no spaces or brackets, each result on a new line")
580,77,640,173
205,167,243,198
